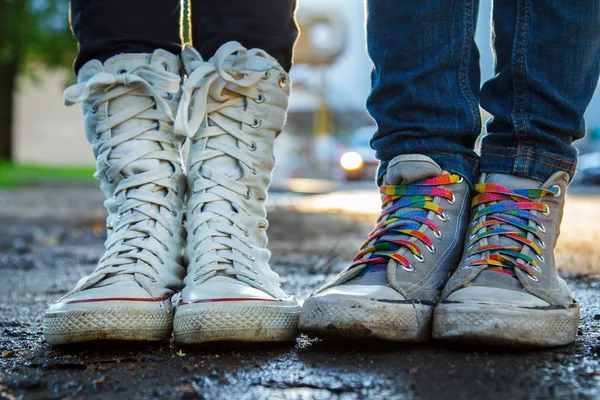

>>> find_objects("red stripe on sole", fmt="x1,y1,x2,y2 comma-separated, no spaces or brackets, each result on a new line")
179,297,281,305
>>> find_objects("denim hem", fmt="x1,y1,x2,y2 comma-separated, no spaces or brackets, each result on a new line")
376,152,479,188
480,144,577,183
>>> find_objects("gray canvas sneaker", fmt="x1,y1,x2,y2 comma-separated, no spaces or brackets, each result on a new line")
299,154,471,341
44,50,186,344
433,172,578,347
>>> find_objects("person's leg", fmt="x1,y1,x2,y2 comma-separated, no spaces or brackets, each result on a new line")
367,0,482,187
172,2,300,343
45,1,186,344
299,0,480,342
433,1,600,346
71,0,182,72
479,0,600,182
188,0,297,71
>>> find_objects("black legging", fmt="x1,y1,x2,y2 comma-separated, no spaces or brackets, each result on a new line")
70,0,298,73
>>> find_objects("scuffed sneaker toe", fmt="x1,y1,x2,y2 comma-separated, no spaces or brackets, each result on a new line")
299,285,434,342
432,286,579,347
173,277,300,344
44,292,173,345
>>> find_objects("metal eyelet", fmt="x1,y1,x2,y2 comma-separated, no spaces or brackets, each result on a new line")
437,213,448,222
245,188,252,199
413,253,425,263
162,63,170,72
278,74,287,88
167,228,174,238
263,70,270,80
249,166,257,175
255,93,265,103
251,118,262,128
171,210,178,217
537,254,545,263
247,141,257,151
433,230,443,240
457,176,464,184
542,204,551,216
532,264,542,272
91,105,99,114
246,254,255,261
402,263,415,272
538,224,547,233
462,264,473,270
550,185,561,197
539,240,546,249
118,68,127,75
427,244,437,254
447,193,456,204
166,93,173,100
254,270,260,275
527,274,539,282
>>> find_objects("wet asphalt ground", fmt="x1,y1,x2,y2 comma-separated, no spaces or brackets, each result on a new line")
0,185,599,400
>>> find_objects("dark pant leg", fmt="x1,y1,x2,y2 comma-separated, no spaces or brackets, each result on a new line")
71,0,182,73
366,0,482,186
189,0,298,72
480,0,600,182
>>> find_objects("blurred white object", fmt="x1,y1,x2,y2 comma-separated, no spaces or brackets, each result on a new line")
340,151,363,171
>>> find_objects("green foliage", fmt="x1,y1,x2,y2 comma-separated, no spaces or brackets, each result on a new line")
0,161,96,187
1,0,77,73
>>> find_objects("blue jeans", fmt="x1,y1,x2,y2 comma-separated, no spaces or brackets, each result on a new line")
367,0,600,186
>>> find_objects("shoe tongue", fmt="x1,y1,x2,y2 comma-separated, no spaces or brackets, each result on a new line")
346,155,443,287
98,52,181,286
106,56,174,179
195,83,245,269
472,173,541,291
485,173,541,189
383,154,444,186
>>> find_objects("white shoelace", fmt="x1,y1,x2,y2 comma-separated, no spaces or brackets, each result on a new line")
175,42,277,285
64,65,183,286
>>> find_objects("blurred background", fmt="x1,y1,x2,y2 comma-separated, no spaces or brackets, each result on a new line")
1,0,600,187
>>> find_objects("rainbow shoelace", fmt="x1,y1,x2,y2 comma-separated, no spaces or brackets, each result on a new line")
465,183,560,280
351,174,462,274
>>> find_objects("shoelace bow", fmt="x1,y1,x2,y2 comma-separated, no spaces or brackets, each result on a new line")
351,174,462,273
64,65,183,283
465,183,560,281
174,43,277,284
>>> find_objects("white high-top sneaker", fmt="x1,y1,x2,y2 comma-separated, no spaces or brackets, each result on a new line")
172,42,300,343
44,50,186,345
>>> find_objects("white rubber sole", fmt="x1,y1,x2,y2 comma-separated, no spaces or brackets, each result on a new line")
299,294,434,342
432,301,580,347
44,299,173,345
173,299,301,344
